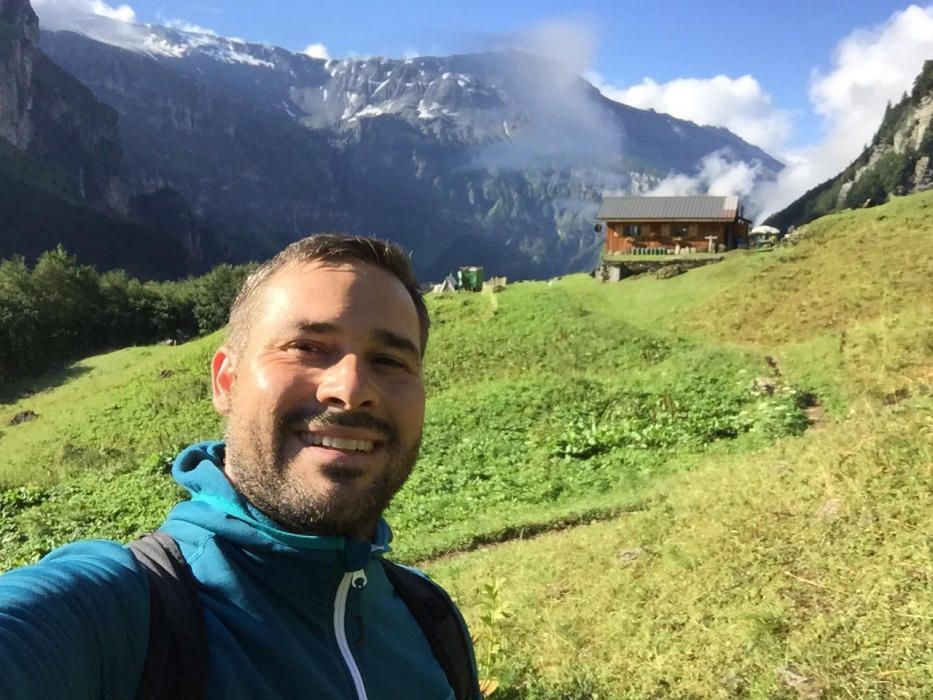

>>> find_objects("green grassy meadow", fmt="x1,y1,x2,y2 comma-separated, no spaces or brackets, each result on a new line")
2,191,932,697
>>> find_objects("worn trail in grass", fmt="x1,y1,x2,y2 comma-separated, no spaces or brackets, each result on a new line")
431,399,932,698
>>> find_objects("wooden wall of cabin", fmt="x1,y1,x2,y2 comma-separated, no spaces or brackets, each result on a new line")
605,223,636,252
684,222,727,251
604,221,734,252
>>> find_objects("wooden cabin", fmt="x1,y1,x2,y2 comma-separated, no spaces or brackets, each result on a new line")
596,195,751,254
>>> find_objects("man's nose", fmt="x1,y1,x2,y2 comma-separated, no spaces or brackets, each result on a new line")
315,354,378,410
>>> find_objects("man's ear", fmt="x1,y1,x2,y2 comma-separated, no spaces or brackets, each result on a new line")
211,346,237,416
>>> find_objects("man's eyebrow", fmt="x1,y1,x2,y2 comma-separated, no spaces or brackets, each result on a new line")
290,322,420,358
293,321,339,335
374,329,420,358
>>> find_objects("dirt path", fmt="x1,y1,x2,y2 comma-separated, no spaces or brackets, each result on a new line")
417,504,647,567
766,354,827,431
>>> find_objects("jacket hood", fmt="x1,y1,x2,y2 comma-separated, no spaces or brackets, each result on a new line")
165,441,392,572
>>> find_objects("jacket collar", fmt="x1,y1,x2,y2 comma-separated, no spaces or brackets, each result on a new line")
168,441,392,572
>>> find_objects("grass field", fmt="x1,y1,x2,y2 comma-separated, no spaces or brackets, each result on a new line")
1,191,931,697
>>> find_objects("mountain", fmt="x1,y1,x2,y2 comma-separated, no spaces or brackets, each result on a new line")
0,0,223,278
37,20,782,279
766,60,933,231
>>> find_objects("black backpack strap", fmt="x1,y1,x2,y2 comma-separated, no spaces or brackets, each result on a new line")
380,559,479,700
127,531,209,700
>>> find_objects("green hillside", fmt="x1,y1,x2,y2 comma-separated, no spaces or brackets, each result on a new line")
1,191,931,697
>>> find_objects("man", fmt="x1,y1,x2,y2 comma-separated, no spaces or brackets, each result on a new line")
0,234,481,699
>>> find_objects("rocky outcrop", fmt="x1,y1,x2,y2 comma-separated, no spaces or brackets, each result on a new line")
0,0,38,148
766,60,933,231
0,0,222,276
0,0,125,210
28,50,126,210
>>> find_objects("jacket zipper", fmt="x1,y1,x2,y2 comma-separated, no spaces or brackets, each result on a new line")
334,569,369,700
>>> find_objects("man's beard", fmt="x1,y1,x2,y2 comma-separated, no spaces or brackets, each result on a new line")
224,406,420,538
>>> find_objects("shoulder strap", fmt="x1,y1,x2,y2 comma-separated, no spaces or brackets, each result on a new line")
380,559,479,700
127,531,209,700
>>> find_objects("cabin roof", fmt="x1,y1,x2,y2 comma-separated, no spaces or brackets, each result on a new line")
596,195,741,221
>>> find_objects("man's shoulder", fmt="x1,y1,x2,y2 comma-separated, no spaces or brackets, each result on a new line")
382,560,455,595
2,538,149,611
0,539,152,700
379,558,481,700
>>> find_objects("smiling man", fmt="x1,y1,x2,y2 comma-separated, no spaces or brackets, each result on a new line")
0,235,481,700
217,252,427,539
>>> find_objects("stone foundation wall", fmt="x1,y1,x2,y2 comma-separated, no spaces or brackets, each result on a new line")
600,256,723,281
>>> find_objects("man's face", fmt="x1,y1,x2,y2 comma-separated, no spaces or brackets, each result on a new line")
211,260,426,539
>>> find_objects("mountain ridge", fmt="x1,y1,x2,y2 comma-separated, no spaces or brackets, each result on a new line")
36,18,782,279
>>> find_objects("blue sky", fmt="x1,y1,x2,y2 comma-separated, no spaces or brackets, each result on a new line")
31,0,933,214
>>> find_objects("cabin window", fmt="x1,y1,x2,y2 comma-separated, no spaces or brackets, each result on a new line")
623,224,641,237
672,224,689,237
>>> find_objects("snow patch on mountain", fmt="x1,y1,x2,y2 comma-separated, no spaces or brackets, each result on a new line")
351,104,388,119
199,42,274,68
37,12,278,67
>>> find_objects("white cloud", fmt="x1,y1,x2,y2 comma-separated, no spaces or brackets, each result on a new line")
302,42,330,60
754,4,933,220
33,0,155,53
591,72,791,155
33,1,252,57
507,18,598,77
32,0,222,58
33,0,137,28
475,19,624,170
598,5,933,222
163,18,218,36
701,154,762,198
89,0,134,22
646,151,762,199
402,48,421,60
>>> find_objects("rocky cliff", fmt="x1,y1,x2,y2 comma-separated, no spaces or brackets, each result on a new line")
0,0,126,210
0,0,37,148
766,60,933,231
0,0,230,276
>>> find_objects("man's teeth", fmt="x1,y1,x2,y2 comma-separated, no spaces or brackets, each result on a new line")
302,433,375,452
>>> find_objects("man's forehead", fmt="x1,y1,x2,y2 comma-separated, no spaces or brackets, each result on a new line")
264,259,405,300
257,260,418,333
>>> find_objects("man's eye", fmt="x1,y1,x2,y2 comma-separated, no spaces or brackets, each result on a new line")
289,342,323,355
373,355,408,369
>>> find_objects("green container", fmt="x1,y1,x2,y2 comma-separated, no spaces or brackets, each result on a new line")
459,266,485,292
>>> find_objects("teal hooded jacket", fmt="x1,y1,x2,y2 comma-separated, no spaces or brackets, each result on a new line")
0,441,480,699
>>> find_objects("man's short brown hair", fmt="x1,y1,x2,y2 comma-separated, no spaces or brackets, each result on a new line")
227,234,429,355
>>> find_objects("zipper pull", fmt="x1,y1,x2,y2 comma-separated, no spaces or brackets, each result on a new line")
348,570,368,648
350,569,368,589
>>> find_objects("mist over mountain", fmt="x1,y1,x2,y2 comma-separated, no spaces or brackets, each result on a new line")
9,7,784,279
